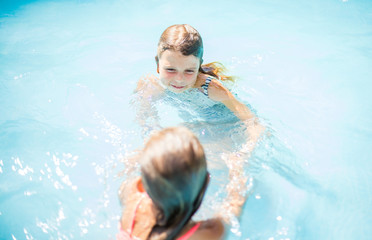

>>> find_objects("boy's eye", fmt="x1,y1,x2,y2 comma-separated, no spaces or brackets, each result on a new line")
166,68,176,72
185,70,195,74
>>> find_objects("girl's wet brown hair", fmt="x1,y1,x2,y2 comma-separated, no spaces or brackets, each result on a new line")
156,24,204,63
155,24,235,82
140,127,209,240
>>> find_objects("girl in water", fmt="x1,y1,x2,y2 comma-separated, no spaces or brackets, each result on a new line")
135,24,264,155
117,127,248,240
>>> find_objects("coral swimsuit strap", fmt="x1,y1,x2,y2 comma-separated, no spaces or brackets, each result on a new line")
116,195,146,240
176,222,201,240
129,195,146,237
120,194,201,240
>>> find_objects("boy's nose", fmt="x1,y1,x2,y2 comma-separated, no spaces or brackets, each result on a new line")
175,73,183,81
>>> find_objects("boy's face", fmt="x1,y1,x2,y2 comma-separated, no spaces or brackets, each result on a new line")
157,50,200,93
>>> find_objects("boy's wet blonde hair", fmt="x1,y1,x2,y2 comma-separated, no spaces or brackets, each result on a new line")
140,127,208,240
156,24,235,82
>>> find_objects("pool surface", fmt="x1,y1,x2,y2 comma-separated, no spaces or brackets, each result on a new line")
1,0,372,239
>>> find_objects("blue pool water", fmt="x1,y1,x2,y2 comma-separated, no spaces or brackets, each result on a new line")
1,0,372,239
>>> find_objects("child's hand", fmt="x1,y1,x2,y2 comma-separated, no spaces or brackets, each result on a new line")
240,118,265,154
136,74,164,99
134,74,164,138
220,152,249,222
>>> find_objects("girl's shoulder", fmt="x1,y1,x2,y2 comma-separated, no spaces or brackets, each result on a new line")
119,176,147,208
120,178,156,238
119,177,135,205
198,74,233,102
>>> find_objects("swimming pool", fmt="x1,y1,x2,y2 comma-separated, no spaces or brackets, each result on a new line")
1,0,371,239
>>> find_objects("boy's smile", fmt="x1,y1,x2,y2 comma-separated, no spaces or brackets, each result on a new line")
158,50,200,93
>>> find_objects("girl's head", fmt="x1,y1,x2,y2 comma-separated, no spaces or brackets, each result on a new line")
155,24,235,93
155,24,203,93
140,127,209,240
156,24,203,65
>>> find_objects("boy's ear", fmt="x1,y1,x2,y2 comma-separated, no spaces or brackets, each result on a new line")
136,177,146,193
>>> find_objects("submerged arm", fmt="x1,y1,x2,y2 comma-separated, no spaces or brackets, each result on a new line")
221,93,256,121
217,119,264,224
219,118,264,221
200,76,265,151
134,74,165,137
220,152,249,221
209,80,265,155
209,80,265,221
